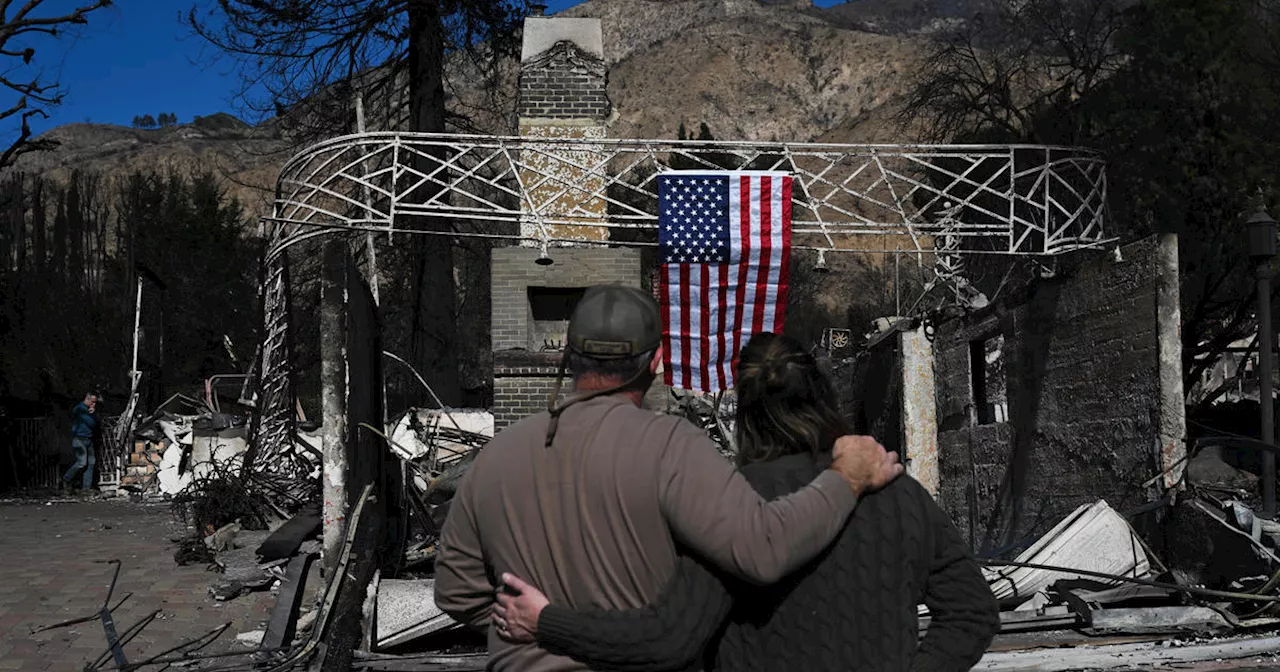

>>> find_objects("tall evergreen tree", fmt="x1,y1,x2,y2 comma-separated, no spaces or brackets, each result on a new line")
31,176,45,280
672,121,741,171
11,176,25,274
50,190,66,283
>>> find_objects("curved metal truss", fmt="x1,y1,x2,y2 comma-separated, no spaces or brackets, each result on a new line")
265,132,1111,259
250,131,1111,468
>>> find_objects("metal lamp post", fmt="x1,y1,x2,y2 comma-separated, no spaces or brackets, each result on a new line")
1247,204,1278,518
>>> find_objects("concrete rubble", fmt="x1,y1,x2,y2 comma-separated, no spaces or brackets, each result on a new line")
374,579,460,649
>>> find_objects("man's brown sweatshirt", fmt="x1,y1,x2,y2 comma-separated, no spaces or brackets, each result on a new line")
434,393,858,671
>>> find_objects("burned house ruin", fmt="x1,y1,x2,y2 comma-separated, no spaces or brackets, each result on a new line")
78,8,1245,671
17,2,1280,671
856,235,1186,553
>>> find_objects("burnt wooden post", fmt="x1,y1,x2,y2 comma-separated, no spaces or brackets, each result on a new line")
320,239,350,573
319,263,388,672
1247,206,1278,518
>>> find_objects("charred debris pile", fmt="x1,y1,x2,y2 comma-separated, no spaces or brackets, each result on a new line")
37,383,1280,671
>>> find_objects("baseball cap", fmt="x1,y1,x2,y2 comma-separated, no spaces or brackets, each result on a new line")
566,284,661,359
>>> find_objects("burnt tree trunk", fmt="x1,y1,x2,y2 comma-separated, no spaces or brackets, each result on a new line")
405,0,461,408
67,175,84,295
31,177,44,279
0,177,14,277
51,191,66,286
10,175,25,275
319,255,389,672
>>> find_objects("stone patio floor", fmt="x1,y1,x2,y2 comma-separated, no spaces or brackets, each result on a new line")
0,496,274,671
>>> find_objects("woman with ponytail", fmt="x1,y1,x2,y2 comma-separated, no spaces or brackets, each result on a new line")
494,332,999,672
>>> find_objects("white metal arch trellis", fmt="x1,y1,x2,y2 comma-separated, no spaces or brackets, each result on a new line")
248,131,1112,465
265,132,1110,259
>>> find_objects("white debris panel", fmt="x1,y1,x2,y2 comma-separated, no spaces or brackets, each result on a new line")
918,499,1156,617
155,417,253,495
387,408,492,466
375,579,460,649
985,499,1153,609
151,413,319,496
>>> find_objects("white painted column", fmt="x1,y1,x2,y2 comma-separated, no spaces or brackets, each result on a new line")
1155,233,1187,490
901,326,939,497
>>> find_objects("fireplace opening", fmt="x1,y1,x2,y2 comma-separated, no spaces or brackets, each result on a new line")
528,286,587,350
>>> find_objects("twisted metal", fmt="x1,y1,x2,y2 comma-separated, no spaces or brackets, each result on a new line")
244,253,306,484
931,200,966,304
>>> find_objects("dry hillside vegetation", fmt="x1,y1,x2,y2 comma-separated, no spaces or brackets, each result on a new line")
13,114,289,215
562,0,929,142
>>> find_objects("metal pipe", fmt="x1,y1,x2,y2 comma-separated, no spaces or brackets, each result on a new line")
205,374,250,414
1260,261,1277,519
382,350,464,434
130,277,142,381
157,287,165,405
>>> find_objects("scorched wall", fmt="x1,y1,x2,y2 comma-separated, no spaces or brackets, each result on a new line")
932,235,1180,553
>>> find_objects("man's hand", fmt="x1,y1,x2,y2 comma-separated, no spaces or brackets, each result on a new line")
830,435,903,496
492,573,549,643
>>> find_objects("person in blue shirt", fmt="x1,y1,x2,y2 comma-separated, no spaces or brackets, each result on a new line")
63,392,99,492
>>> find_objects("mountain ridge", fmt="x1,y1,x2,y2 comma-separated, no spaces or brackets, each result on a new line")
11,0,962,215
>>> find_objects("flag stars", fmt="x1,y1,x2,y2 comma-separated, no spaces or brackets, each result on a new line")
660,175,732,264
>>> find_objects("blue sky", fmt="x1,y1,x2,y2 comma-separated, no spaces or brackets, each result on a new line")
26,0,845,135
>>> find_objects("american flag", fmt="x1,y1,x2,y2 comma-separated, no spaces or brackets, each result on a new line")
658,171,792,393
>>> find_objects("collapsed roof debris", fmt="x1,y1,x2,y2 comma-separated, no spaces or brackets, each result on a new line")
43,384,498,669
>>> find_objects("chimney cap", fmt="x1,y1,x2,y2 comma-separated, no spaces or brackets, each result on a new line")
530,2,548,15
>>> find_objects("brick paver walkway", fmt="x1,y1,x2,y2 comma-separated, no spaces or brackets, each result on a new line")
0,497,274,671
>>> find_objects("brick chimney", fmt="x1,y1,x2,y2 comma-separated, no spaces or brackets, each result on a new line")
489,14,663,430
516,16,612,246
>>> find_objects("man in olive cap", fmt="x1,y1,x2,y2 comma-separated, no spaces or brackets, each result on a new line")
435,284,901,671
